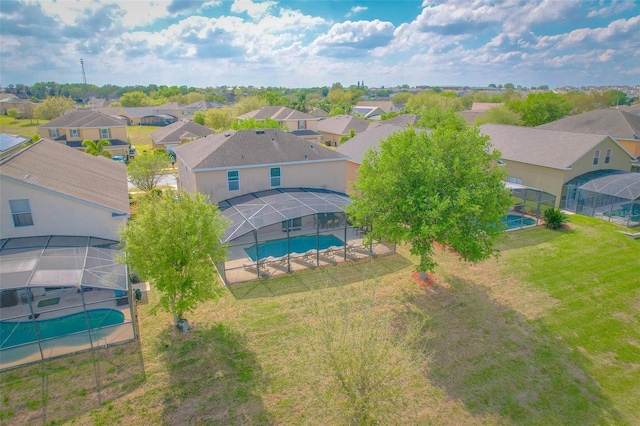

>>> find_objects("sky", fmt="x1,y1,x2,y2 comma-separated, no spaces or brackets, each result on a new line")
1,0,639,89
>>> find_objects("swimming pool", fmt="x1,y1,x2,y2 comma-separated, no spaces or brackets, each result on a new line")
502,214,536,230
245,235,344,261
0,309,125,349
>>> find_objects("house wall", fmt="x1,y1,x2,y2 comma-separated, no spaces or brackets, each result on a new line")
616,138,640,159
319,131,342,145
0,180,127,241
501,161,567,207
565,137,633,181
185,161,347,203
39,126,127,142
282,119,319,132
345,161,359,195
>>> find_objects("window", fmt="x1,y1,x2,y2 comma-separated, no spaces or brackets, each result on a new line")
593,150,600,165
100,128,109,139
298,120,306,130
71,128,79,138
9,199,33,227
507,176,522,184
270,167,281,187
227,170,239,191
605,149,611,164
50,129,58,138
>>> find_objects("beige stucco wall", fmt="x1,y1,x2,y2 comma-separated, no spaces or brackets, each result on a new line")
39,126,127,142
319,131,342,145
176,159,198,194
565,137,633,181
0,179,127,241
181,160,347,204
282,119,319,132
345,161,359,195
616,138,640,159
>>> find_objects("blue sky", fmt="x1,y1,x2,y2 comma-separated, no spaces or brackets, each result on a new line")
1,0,639,89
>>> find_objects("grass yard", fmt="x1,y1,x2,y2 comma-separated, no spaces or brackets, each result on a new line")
1,215,638,424
126,125,162,153
0,115,41,138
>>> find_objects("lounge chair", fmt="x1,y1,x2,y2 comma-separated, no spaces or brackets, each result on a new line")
291,250,317,267
347,244,371,258
318,246,341,264
266,255,289,271
243,258,271,277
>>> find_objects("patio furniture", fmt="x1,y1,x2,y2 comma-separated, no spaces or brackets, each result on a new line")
318,246,338,264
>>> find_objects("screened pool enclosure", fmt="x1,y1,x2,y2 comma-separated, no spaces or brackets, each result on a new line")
216,188,395,284
0,236,137,370
505,182,556,230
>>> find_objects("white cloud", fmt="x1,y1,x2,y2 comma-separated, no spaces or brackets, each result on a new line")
310,20,395,58
230,0,276,19
587,0,636,18
346,6,368,17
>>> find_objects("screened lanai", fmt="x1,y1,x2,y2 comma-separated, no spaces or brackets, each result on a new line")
571,172,640,227
505,182,556,230
217,188,395,284
0,236,137,370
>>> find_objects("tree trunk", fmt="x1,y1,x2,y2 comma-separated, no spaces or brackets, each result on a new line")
419,271,427,281
169,296,179,326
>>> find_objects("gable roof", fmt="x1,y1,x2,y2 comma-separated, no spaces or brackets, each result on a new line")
173,128,347,171
0,139,129,213
317,115,373,135
480,124,633,170
471,102,502,112
39,109,126,129
151,119,214,145
184,100,224,110
381,114,420,127
537,108,640,140
237,106,318,121
336,124,430,165
155,102,184,110
355,100,398,113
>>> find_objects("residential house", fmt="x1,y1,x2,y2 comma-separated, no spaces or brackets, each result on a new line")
336,124,430,193
459,102,502,126
381,114,420,127
317,115,374,146
537,108,640,168
37,110,130,156
236,106,322,143
0,138,129,241
112,107,178,126
0,95,36,116
150,119,214,151
352,105,385,120
0,134,31,159
480,124,637,208
354,100,401,114
308,108,329,119
184,100,224,112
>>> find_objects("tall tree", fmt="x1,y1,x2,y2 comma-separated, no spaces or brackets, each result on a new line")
82,138,113,158
6,108,19,122
119,91,151,107
33,96,75,120
507,92,573,126
119,190,229,327
231,117,284,130
205,107,235,131
416,106,467,130
127,151,170,192
347,123,511,280
474,105,524,126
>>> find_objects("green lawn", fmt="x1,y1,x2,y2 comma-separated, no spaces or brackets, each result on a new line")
126,125,162,152
1,215,638,424
0,115,41,138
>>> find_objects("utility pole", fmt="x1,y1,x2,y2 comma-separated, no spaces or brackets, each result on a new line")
80,58,87,103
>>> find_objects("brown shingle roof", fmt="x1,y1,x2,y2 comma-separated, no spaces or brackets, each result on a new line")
0,139,129,213
317,115,373,135
151,119,214,145
537,108,640,140
173,129,347,170
39,109,126,129
381,114,420,127
237,106,318,121
480,124,631,169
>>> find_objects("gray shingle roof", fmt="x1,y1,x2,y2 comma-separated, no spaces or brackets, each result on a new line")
317,115,373,135
480,124,629,169
237,106,317,121
0,139,129,213
151,119,214,145
173,129,347,171
39,109,126,129
537,108,640,140
381,114,420,127
336,124,430,165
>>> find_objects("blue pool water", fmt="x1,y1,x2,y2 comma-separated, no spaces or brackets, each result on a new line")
606,203,640,221
502,214,536,230
0,309,125,349
245,235,344,261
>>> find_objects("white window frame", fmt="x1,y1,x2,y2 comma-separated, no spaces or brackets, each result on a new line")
227,170,239,192
604,149,611,164
270,167,281,187
9,199,33,227
593,150,600,165
71,128,79,138
50,129,58,138
100,128,109,139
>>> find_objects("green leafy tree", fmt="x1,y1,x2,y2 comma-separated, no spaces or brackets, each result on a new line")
416,106,467,130
543,207,568,230
7,108,19,122
347,124,511,280
507,92,573,126
82,138,113,158
119,190,229,327
233,95,269,115
205,107,235,131
34,96,75,120
193,111,206,125
119,91,151,107
127,151,170,192
231,117,284,130
474,105,523,126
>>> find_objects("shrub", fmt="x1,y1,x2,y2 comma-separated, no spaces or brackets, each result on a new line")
543,207,568,230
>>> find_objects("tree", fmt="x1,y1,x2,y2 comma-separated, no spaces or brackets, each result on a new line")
34,96,75,120
233,95,268,115
119,91,151,107
416,106,467,130
127,151,170,192
82,138,113,158
474,105,524,126
507,92,573,126
347,124,512,280
118,190,229,327
205,107,235,131
7,108,19,122
193,111,206,125
231,117,284,130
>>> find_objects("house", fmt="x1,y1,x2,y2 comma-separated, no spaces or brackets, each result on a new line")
459,103,502,126
237,106,320,132
480,124,637,209
112,107,178,126
0,95,36,116
184,100,224,112
537,108,640,166
150,119,214,151
0,138,129,241
381,114,420,127
317,115,374,146
0,134,31,159
173,128,390,284
354,100,401,114
37,110,130,157
352,105,385,120
0,139,135,370
336,124,430,193
308,108,329,119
